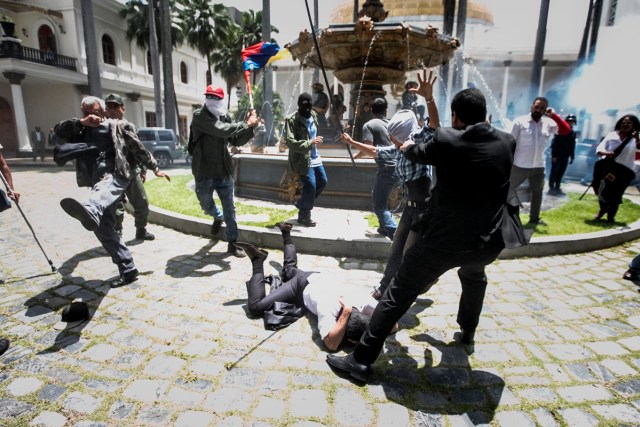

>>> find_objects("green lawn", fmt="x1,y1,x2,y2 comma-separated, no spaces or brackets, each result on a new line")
147,175,640,235
145,175,297,227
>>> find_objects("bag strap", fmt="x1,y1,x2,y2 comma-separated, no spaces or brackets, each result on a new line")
611,134,634,159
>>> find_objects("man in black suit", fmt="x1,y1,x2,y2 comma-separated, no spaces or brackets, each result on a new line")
326,88,516,382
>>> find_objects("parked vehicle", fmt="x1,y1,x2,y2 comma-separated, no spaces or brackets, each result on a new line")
138,127,183,168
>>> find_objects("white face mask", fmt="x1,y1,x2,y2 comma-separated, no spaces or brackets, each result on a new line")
205,98,227,119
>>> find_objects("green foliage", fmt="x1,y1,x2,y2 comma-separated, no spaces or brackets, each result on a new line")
145,175,296,227
118,0,184,50
522,192,640,235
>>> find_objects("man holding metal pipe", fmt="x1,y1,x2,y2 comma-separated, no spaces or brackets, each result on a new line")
0,143,19,355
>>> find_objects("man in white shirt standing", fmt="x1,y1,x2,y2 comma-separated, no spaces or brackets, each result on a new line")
509,97,571,225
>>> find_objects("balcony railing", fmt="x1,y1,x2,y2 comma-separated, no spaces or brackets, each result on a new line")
0,42,77,71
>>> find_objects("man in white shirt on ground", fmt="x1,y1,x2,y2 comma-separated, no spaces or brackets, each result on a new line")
509,96,571,225
236,223,397,351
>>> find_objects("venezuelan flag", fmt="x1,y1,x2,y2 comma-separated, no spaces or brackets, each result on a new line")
241,42,281,71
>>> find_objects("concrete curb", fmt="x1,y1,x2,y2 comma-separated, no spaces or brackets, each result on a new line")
147,204,640,260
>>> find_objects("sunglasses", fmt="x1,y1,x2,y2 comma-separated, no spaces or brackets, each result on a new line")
206,95,222,100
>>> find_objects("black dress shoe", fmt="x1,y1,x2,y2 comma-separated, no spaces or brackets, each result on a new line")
233,242,268,261
0,338,9,356
276,222,293,233
135,228,155,241
326,353,371,382
211,218,224,235
297,218,316,227
60,198,99,231
111,269,139,288
227,242,247,258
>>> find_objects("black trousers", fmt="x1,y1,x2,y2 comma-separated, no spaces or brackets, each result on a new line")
353,232,505,365
246,239,308,317
549,155,570,189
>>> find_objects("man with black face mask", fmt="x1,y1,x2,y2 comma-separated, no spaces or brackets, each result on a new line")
509,97,570,226
284,93,328,227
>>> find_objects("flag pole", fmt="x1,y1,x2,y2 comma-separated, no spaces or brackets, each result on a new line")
303,0,355,166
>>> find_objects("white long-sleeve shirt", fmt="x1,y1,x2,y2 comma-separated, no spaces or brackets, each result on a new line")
597,131,637,171
510,114,559,168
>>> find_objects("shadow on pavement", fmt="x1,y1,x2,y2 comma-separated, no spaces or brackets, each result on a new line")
374,332,505,424
164,240,231,278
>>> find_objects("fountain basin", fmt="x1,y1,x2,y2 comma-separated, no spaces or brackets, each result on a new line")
234,153,381,210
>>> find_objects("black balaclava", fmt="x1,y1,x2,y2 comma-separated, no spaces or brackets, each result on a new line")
298,93,313,118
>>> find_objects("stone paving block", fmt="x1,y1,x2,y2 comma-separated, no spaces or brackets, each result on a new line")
82,343,119,362
28,410,67,427
174,410,215,427
143,355,185,378
38,384,66,402
254,396,286,419
592,403,640,423
7,376,43,396
543,344,593,361
557,384,612,402
108,400,135,420
557,408,600,426
202,387,252,413
61,391,102,414
123,379,169,403
0,397,35,418
612,378,640,397
136,406,173,426
619,335,640,351
532,408,560,427
495,411,536,427
601,358,637,376
585,341,629,356
290,389,328,418
188,359,225,377
517,387,558,403
165,386,204,406
333,387,373,426
472,344,512,363
374,403,410,427
178,338,218,356
222,367,261,388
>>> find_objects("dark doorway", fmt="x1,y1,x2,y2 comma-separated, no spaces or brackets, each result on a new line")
0,97,18,153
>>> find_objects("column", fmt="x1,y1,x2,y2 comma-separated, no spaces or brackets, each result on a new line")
500,60,511,113
3,72,30,152
538,59,548,97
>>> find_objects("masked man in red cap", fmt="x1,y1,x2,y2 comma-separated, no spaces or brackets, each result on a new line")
188,85,260,257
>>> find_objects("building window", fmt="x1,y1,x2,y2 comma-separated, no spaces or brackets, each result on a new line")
102,34,116,65
180,61,188,83
145,111,157,127
37,25,57,53
147,50,152,75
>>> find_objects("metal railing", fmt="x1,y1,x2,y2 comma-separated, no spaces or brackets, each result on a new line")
0,43,77,71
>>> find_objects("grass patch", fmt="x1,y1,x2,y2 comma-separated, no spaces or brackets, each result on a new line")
145,175,297,228
146,176,640,235
522,192,640,236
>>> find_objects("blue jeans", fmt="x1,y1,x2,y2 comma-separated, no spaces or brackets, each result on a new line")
195,177,237,242
372,167,399,237
296,164,328,218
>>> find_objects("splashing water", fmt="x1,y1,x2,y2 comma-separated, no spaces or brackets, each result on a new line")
351,30,381,139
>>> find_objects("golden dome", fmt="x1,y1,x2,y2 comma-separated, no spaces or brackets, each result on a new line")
330,0,494,26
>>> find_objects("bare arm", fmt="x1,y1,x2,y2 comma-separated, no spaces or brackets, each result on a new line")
0,152,19,201
412,69,440,129
340,133,378,158
323,300,351,351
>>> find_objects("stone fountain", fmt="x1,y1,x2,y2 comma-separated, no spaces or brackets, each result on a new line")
286,0,459,140
234,1,459,211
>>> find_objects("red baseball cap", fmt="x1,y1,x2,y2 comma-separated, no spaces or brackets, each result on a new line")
204,85,224,99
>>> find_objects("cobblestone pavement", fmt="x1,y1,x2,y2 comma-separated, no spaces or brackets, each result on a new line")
1,168,640,426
